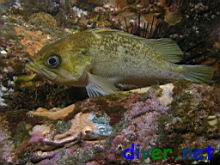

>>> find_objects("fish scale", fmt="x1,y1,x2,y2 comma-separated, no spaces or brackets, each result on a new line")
90,32,167,80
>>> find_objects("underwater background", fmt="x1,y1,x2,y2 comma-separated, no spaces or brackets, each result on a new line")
0,0,220,165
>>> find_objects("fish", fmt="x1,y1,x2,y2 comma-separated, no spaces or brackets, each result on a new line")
26,29,214,97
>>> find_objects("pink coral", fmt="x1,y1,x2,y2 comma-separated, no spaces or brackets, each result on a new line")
109,96,169,161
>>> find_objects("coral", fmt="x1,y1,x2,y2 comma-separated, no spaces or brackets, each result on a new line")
19,85,172,164
158,83,220,163
0,83,220,165
109,94,169,164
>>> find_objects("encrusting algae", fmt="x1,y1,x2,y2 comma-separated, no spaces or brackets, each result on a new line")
27,29,214,97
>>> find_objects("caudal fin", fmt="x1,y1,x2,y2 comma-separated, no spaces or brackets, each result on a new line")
181,65,214,83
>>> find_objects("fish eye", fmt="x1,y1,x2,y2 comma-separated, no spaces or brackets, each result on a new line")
46,54,61,68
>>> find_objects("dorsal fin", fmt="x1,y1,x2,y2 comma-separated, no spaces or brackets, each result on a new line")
87,28,138,38
146,38,184,63
87,28,120,33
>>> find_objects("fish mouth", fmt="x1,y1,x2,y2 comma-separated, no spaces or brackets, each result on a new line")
26,62,57,81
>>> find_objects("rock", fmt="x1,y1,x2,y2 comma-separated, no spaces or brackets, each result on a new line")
71,0,108,10
0,84,8,107
14,26,52,56
0,0,11,13
20,0,60,15
0,115,15,164
0,49,7,56
29,104,75,120
0,82,220,164
207,115,218,127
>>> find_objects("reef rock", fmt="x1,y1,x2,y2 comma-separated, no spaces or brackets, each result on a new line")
0,82,220,165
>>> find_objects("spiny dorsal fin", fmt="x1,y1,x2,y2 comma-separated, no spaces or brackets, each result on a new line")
87,28,138,39
87,28,121,33
146,38,184,63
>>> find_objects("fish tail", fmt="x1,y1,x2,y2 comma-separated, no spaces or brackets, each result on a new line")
180,65,214,83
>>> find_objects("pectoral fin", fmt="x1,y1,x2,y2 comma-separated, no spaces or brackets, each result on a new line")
86,73,118,97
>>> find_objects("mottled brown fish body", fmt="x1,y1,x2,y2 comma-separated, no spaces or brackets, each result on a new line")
87,31,182,86
27,29,214,97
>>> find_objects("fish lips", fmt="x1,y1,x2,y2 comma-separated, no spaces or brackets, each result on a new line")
26,62,57,81
26,62,82,85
